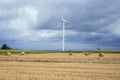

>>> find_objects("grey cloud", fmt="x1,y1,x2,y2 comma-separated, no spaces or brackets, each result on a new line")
0,0,120,50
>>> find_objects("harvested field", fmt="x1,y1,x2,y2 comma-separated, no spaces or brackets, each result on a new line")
0,53,120,64
0,53,120,80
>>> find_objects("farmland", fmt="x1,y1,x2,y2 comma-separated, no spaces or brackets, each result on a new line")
0,51,120,80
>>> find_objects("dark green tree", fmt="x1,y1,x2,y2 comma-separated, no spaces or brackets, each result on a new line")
97,48,101,51
1,44,12,50
96,48,102,53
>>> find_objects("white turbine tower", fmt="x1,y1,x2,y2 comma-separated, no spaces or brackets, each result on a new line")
61,16,68,52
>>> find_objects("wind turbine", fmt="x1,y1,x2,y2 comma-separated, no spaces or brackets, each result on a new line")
61,16,68,52
57,7,68,51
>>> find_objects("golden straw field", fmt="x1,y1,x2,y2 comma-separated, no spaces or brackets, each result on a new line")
0,53,120,80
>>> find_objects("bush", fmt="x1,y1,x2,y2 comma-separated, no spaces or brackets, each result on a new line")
1,44,12,50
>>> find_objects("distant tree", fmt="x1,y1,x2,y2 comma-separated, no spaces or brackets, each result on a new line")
96,48,103,53
97,48,101,51
96,48,101,53
1,44,12,50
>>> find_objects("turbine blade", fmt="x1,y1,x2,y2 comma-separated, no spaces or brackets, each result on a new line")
56,22,62,29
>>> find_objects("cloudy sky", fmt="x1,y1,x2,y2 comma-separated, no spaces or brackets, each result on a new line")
0,0,120,50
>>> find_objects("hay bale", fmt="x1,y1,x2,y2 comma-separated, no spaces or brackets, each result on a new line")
6,52,11,56
99,53,104,57
88,52,91,55
84,52,89,56
69,52,73,56
21,52,25,55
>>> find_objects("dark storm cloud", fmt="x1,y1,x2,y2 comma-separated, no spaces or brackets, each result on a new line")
34,0,120,31
0,0,120,50
68,0,120,31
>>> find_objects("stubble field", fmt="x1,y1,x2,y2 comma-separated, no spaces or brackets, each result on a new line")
0,53,120,80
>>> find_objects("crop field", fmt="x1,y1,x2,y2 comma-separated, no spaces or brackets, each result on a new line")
0,53,120,80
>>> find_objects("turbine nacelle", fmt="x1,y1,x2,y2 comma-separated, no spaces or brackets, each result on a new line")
61,17,68,23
